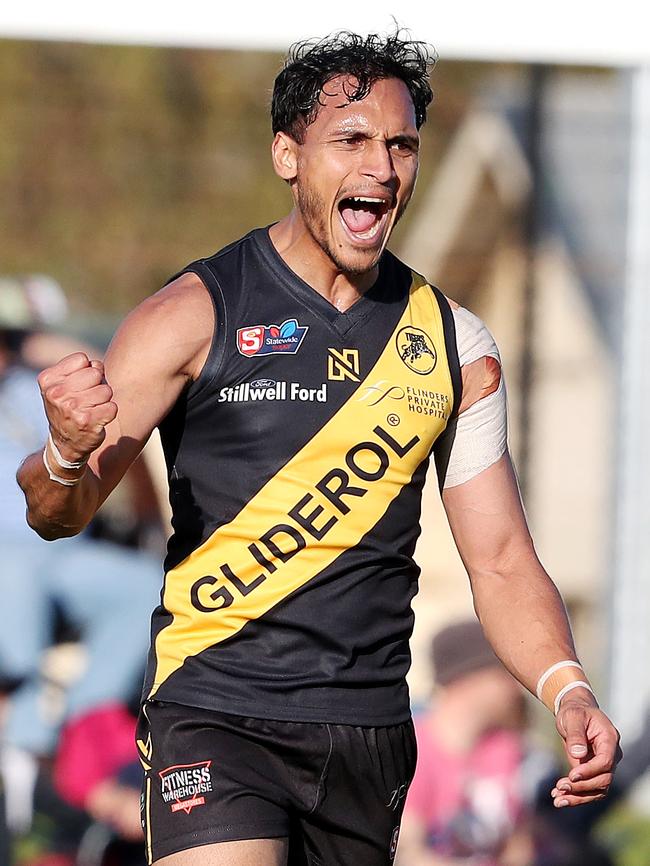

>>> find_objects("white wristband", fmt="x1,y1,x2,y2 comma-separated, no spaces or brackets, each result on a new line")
554,681,596,715
48,432,88,470
536,660,584,701
42,446,85,487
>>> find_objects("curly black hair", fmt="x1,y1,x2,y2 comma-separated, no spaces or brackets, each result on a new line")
271,29,436,142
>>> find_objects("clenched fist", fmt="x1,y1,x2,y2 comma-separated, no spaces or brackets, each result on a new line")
38,352,118,464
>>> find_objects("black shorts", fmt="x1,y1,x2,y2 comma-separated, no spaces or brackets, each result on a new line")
136,700,417,865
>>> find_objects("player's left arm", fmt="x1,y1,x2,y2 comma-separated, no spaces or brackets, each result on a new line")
442,452,621,806
438,311,621,807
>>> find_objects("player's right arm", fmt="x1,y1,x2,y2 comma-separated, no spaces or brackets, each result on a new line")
17,273,213,540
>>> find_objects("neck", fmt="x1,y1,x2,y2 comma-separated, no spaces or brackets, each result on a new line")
269,212,378,312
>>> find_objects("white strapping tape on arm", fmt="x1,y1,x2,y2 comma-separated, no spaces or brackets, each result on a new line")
441,305,507,489
536,659,585,700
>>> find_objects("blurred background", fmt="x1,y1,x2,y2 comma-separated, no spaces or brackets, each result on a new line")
1,3,648,865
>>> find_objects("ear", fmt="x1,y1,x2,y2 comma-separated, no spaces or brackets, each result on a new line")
271,132,299,181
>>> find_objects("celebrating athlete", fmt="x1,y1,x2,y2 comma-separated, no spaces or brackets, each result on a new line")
18,30,620,866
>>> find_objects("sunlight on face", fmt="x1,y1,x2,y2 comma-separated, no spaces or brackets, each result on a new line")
293,76,420,275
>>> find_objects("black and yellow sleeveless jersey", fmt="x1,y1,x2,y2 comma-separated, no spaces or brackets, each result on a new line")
143,227,461,725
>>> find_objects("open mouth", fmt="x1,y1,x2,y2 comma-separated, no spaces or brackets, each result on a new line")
338,196,391,243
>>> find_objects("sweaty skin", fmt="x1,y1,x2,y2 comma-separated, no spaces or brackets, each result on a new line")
270,77,419,310
17,75,619,866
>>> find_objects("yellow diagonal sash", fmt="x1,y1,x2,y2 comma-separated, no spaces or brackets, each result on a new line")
150,276,454,695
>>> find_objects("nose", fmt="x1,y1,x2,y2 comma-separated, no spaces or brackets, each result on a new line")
360,140,396,184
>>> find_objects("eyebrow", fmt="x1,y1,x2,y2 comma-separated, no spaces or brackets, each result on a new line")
327,125,419,147
389,133,420,149
327,122,369,137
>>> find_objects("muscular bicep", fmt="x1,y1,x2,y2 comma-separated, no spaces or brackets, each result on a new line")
88,274,213,504
441,451,535,575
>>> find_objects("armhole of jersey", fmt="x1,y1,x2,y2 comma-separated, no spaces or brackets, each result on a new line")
430,286,462,492
431,286,462,418
173,260,228,404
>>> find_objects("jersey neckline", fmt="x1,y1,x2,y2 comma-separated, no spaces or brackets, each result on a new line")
252,225,396,337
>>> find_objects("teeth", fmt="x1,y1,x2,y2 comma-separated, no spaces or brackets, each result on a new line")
349,196,386,204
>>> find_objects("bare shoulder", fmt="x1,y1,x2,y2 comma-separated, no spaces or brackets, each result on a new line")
84,271,216,460
106,271,214,384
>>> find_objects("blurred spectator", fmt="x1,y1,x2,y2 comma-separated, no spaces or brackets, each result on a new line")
397,619,544,866
54,701,143,843
0,277,161,838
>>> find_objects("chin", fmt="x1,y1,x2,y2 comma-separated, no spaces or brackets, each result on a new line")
336,252,380,276
327,236,386,275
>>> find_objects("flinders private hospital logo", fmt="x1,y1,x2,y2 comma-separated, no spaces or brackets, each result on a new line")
358,380,450,420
